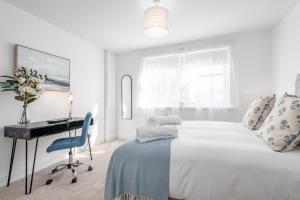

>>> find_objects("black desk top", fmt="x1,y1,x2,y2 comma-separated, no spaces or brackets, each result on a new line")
4,117,94,140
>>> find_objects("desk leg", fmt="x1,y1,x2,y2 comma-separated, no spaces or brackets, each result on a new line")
29,138,39,194
25,140,28,195
7,138,17,187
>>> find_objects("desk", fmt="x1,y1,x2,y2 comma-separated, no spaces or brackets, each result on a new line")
4,117,94,195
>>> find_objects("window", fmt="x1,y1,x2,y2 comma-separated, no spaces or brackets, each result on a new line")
138,47,233,109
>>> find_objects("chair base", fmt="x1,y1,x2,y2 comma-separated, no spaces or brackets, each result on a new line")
46,149,92,185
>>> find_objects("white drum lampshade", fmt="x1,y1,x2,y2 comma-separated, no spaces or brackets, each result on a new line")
144,0,168,38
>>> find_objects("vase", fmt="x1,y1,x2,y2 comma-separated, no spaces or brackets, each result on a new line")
18,104,30,124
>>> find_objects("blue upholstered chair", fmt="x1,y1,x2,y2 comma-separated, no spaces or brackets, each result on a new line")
46,112,93,185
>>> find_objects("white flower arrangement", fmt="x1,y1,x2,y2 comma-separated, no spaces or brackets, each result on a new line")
0,67,47,105
0,67,47,124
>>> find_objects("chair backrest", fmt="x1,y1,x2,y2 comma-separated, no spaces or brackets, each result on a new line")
80,112,93,146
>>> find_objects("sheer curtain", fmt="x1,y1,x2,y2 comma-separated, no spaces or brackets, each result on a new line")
137,46,238,121
139,54,181,108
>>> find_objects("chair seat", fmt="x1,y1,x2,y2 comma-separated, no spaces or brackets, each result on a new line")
47,136,82,153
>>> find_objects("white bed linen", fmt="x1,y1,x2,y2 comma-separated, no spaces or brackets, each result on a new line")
169,121,300,200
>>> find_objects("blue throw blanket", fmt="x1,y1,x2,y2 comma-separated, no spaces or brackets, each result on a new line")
105,139,171,200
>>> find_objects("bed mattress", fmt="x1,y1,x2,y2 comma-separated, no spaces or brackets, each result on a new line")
169,121,300,200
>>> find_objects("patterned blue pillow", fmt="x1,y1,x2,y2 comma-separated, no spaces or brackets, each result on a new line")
259,93,300,152
242,95,275,130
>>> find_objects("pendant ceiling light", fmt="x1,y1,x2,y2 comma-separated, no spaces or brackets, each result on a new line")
144,0,168,38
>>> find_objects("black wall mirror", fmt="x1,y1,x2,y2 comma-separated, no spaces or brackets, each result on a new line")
121,75,133,120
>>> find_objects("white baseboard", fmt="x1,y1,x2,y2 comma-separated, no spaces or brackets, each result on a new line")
105,134,117,142
94,135,105,145
117,133,134,140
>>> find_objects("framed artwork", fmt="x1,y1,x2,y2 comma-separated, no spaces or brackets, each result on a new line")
14,45,70,92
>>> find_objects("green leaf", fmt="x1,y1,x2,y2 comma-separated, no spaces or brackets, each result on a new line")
26,98,36,104
2,89,15,92
26,94,35,98
15,96,23,101
1,85,13,89
7,80,18,83
1,82,13,87
0,75,14,79
0,83,10,87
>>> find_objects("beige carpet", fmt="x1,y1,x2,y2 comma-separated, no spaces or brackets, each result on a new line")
0,140,124,200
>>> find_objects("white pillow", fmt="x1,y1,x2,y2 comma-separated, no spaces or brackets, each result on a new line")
242,95,275,130
259,93,300,152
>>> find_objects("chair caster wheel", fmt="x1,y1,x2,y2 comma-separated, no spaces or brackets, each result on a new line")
46,179,53,185
51,168,58,173
88,165,93,171
71,177,77,184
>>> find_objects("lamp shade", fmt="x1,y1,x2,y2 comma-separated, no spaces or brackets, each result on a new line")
144,5,168,38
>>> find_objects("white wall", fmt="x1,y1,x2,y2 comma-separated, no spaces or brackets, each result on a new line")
116,31,271,138
0,1,104,187
104,50,117,141
271,2,300,95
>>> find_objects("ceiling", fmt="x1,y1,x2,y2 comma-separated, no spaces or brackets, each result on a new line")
5,0,300,52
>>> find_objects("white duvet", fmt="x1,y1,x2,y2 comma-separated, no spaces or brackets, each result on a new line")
169,121,300,200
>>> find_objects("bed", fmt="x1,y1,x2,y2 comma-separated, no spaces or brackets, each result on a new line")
170,121,300,200
106,75,300,200
171,74,300,199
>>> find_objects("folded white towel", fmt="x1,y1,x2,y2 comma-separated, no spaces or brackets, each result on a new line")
136,126,178,143
147,115,182,126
